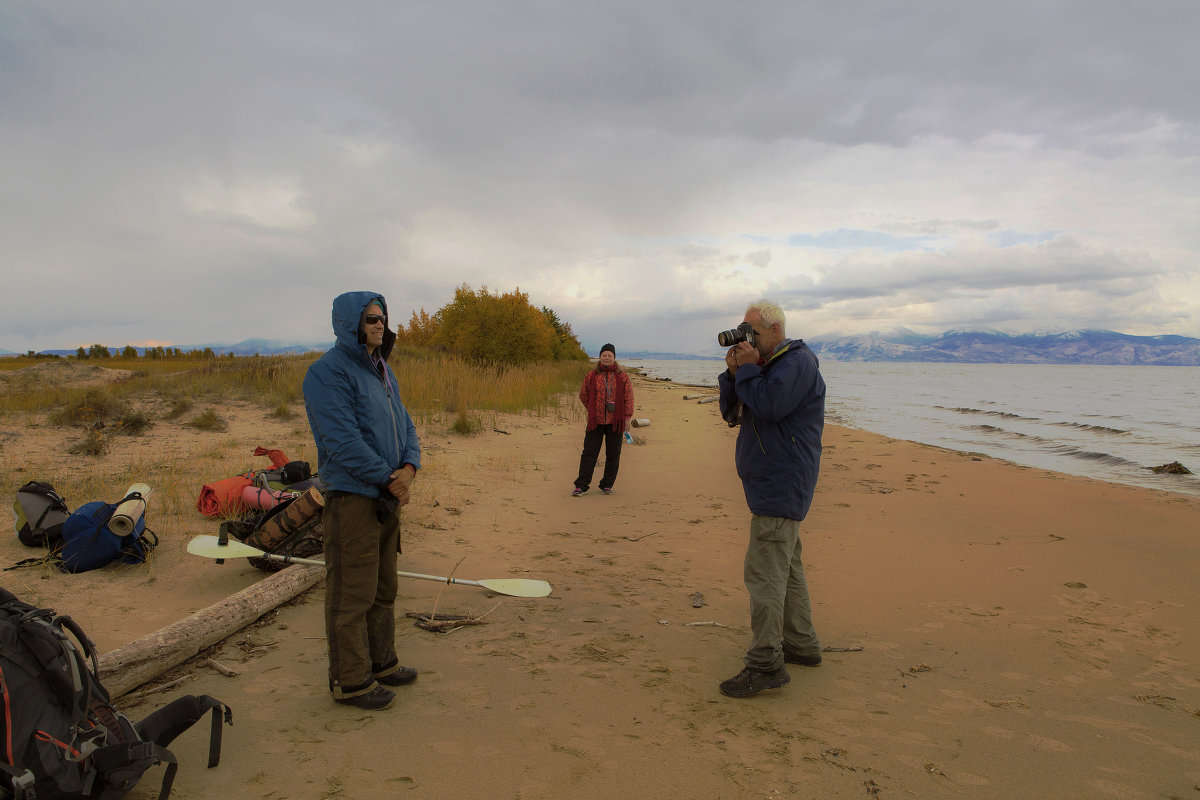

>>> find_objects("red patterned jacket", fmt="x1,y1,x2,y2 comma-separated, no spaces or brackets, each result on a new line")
579,365,633,432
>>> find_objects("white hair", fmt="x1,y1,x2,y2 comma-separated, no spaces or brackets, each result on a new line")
746,299,786,335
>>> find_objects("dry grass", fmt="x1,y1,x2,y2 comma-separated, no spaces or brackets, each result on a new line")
2,351,589,439
185,410,228,432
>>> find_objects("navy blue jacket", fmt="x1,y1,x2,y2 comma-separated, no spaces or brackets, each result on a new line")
303,291,421,498
718,338,825,521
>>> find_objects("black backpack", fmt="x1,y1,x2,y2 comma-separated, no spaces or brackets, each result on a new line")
0,589,232,800
13,482,71,549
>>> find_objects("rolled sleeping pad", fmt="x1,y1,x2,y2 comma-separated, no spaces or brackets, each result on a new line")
108,482,151,537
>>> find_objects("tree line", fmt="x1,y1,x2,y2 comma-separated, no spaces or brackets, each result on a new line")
61,345,222,360
40,284,589,367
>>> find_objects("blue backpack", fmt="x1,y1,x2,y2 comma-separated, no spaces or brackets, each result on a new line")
59,494,158,574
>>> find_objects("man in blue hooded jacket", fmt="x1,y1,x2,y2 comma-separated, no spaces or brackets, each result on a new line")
716,299,825,698
304,291,422,710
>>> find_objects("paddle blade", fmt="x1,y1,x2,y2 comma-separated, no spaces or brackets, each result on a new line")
476,578,553,598
187,534,266,560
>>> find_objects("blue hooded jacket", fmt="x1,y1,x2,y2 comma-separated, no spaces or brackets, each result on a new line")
718,338,824,521
303,291,421,498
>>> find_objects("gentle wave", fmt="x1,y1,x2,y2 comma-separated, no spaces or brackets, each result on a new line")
1051,421,1130,435
1047,445,1143,468
968,425,1051,443
629,359,1200,498
938,405,1037,421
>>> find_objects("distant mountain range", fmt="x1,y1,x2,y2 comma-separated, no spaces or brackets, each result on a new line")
0,339,331,358
5,330,1200,365
805,329,1200,366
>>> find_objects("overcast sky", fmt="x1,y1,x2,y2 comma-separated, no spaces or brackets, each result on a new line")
3,1,1197,356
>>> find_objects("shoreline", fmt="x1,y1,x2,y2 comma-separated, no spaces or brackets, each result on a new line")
3,374,1198,798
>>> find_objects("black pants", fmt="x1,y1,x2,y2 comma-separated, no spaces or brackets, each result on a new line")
574,424,623,491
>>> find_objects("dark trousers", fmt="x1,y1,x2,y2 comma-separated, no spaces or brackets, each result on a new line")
574,423,623,491
323,494,401,700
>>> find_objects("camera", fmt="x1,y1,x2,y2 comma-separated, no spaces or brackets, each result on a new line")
717,322,755,348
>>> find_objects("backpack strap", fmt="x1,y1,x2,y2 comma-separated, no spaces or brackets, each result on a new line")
119,527,159,564
135,694,233,768
90,740,178,800
0,761,37,800
4,553,59,571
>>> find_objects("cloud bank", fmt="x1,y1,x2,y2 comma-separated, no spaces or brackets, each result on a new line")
2,1,1197,355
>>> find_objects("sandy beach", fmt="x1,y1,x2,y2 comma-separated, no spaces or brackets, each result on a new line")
3,369,1198,799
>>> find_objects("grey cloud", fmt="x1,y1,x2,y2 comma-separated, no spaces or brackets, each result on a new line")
1,1,1198,354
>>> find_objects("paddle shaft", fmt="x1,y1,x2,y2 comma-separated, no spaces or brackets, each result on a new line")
254,551,487,589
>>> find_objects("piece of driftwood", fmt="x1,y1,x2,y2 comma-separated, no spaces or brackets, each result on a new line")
203,658,240,677
97,564,323,698
404,602,499,634
696,396,719,404
120,675,191,704
404,611,488,633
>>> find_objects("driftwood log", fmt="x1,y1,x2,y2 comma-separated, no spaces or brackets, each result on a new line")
696,396,719,404
97,564,323,698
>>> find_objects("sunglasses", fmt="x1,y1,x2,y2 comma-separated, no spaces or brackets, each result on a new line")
363,314,386,326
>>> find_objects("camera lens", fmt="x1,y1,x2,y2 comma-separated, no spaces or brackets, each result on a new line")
717,328,744,347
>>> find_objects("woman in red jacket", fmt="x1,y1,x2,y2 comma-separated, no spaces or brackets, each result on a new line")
572,343,634,496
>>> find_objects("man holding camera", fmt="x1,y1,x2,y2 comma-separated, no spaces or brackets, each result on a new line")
716,299,825,698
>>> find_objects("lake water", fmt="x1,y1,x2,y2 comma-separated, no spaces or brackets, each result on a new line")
626,358,1200,498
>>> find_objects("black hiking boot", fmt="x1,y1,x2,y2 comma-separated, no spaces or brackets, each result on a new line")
719,666,791,698
377,666,418,686
335,685,395,710
783,649,822,667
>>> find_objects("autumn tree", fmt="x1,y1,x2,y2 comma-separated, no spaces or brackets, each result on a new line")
121,345,138,358
395,308,441,348
540,305,588,361
431,284,587,366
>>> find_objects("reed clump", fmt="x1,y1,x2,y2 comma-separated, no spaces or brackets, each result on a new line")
185,410,228,432
50,388,127,427
162,398,192,420
116,408,155,435
67,429,109,456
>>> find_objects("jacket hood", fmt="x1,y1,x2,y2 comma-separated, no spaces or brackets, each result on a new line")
331,291,396,362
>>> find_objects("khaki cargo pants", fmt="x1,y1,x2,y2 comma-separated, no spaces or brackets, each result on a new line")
743,514,820,671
